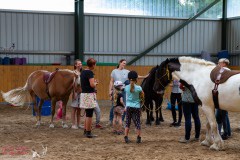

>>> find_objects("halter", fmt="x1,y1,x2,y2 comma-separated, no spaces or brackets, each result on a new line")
156,66,171,89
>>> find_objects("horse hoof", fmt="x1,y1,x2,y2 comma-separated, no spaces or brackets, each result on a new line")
155,121,160,125
159,118,164,122
209,143,221,151
36,121,41,126
62,124,68,128
201,139,211,147
145,121,151,126
49,124,54,128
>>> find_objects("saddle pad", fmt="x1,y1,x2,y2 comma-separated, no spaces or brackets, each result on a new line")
210,66,240,84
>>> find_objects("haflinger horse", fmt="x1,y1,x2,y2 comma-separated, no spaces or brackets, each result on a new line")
153,56,240,151
141,65,164,125
1,69,80,128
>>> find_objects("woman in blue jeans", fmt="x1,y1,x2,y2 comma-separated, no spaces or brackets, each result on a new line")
179,83,201,143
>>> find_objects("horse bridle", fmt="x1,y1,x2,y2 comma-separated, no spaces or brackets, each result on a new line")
156,66,171,89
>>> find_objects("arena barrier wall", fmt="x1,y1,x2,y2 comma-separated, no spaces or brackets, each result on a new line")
0,65,153,102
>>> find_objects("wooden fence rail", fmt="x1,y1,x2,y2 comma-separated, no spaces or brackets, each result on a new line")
0,65,153,102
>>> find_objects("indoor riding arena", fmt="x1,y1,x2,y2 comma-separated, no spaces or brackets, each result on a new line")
1,0,240,159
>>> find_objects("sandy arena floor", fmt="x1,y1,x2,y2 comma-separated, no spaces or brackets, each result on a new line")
1,100,240,160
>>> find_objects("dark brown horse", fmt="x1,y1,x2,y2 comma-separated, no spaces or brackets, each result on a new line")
1,69,80,128
141,65,164,125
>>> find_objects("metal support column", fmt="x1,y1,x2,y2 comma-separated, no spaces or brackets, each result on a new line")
127,0,221,65
74,0,84,61
221,0,227,50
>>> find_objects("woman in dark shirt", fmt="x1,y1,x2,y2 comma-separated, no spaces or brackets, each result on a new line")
79,58,98,138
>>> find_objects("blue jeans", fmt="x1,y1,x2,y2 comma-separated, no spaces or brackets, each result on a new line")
182,102,201,140
216,109,231,136
109,91,126,122
94,102,101,125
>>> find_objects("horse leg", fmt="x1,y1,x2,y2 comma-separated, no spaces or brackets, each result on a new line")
159,98,164,122
150,101,154,121
155,102,160,125
159,107,164,122
61,98,69,128
49,98,57,128
30,93,42,126
201,119,213,147
146,108,151,125
36,99,44,126
201,106,224,151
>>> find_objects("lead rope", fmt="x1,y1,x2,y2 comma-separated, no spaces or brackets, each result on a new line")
157,66,171,88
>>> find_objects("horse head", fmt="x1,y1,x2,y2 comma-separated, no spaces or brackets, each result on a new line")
153,58,181,94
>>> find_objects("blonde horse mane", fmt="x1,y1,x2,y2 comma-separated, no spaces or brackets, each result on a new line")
179,56,216,66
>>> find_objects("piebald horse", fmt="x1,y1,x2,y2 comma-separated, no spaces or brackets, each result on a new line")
1,69,80,128
153,57,240,151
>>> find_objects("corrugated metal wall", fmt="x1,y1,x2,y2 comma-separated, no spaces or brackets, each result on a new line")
227,18,240,66
0,10,74,64
84,15,222,65
0,10,233,66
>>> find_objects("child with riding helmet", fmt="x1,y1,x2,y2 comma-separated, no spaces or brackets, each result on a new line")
124,71,144,143
112,81,125,135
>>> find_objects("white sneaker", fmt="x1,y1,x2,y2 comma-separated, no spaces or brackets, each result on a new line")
78,125,84,129
71,125,78,129
179,137,190,143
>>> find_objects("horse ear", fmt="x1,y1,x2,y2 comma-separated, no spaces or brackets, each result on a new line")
166,58,169,63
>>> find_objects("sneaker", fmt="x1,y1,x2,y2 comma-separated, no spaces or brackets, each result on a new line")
179,137,190,143
95,124,103,129
71,125,78,129
117,130,124,135
78,125,84,129
221,134,229,140
170,122,177,127
124,136,129,143
106,121,113,126
191,137,200,142
62,123,69,128
85,131,97,138
136,136,141,143
174,123,181,127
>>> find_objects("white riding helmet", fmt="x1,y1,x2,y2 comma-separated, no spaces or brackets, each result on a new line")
218,58,230,65
114,81,124,87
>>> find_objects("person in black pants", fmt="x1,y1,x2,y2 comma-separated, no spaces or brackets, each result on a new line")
79,58,98,138
216,58,231,140
179,83,201,143
170,80,182,127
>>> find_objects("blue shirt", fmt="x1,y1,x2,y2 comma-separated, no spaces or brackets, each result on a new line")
125,84,143,108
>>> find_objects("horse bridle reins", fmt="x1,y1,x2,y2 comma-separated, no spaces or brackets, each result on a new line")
156,66,171,89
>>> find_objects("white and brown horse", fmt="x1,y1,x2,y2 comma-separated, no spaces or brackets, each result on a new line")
1,69,80,128
153,57,240,150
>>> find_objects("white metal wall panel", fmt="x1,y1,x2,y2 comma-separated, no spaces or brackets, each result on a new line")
84,15,222,65
0,11,226,65
0,10,74,64
227,18,240,66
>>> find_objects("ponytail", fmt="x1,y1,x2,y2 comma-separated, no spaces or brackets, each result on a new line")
130,79,137,93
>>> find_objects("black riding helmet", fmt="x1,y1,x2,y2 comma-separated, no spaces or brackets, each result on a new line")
128,71,138,80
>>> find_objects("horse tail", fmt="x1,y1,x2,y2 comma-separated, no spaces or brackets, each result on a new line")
1,82,31,106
